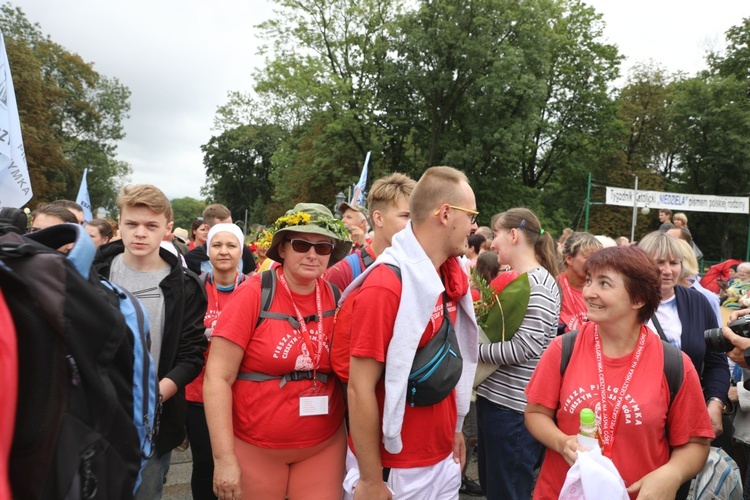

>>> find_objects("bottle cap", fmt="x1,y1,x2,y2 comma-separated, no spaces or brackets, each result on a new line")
580,408,596,426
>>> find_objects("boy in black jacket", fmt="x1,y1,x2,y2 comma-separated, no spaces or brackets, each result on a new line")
94,184,207,499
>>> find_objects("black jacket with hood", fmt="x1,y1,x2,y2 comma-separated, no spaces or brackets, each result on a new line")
94,240,208,456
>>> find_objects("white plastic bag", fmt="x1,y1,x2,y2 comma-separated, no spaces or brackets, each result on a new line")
559,446,629,500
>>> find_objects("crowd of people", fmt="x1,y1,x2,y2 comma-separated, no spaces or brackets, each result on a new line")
5,169,750,500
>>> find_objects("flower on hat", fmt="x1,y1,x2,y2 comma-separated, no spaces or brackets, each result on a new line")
256,210,348,250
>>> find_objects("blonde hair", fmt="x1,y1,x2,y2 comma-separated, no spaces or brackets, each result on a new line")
367,173,416,216
638,231,683,263
673,212,688,225
409,166,470,223
562,232,602,259
117,184,173,222
675,239,698,277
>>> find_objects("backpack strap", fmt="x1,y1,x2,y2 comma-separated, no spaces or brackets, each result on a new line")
345,253,363,280
559,328,683,411
362,249,375,269
329,281,341,306
651,315,668,342
236,370,328,388
660,340,684,411
385,264,401,281
256,269,340,329
559,329,579,377
256,270,280,327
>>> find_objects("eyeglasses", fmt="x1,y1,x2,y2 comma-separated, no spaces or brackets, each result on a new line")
434,205,479,224
286,238,335,256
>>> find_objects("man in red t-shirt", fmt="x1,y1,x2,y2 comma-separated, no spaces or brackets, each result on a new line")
346,166,479,500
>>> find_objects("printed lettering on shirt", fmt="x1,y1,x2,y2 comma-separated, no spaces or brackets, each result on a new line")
204,306,221,340
272,329,330,361
561,384,643,427
428,300,454,330
567,312,586,331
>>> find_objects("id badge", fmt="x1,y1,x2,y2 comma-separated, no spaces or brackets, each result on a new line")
299,385,329,416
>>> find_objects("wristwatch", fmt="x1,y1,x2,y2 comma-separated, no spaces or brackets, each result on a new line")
706,397,726,412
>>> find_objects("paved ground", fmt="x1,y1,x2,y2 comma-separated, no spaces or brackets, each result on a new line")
163,447,193,500
163,446,486,499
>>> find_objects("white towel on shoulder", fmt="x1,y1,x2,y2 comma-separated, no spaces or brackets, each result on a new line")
340,222,478,454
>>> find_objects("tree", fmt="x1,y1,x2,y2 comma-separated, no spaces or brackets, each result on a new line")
667,74,750,259
171,197,207,231
380,0,622,225
615,64,679,177
0,4,132,210
708,17,750,89
201,124,284,223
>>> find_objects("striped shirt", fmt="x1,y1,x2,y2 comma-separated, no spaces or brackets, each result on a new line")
476,266,561,413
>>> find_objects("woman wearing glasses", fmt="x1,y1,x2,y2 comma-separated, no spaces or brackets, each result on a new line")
477,207,561,500
204,203,352,500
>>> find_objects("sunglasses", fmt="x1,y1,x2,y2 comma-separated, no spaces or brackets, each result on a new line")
286,238,335,256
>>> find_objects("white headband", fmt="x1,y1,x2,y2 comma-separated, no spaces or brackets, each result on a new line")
207,223,244,249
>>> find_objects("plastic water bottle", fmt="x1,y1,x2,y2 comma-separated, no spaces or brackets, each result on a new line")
577,408,601,451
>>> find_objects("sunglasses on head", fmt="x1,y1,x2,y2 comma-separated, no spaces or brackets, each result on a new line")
286,238,335,255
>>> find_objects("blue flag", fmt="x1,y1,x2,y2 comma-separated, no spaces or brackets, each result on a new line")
75,168,93,222
350,151,370,207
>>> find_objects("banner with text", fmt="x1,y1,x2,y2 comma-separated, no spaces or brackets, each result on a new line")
605,187,749,215
0,31,32,208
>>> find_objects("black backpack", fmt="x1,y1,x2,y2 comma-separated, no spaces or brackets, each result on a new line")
1,224,140,499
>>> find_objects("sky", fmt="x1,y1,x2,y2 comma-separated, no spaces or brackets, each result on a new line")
11,0,750,201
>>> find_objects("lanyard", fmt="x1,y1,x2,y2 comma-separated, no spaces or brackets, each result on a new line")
206,272,241,313
593,324,647,457
277,269,324,379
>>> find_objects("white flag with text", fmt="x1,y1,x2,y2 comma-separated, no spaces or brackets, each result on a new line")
0,30,32,208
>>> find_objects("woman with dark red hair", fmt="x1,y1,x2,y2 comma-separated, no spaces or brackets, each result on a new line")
525,246,713,499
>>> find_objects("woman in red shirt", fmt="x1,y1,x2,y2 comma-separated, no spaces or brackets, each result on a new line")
189,217,209,251
204,203,351,500
557,232,602,333
185,223,249,499
525,246,712,499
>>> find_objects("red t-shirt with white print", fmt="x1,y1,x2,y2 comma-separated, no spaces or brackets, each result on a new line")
526,322,714,499
211,270,344,448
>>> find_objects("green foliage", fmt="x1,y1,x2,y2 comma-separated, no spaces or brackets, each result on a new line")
709,17,750,87
204,1,750,261
201,123,284,224
171,197,208,231
667,74,750,258
250,0,397,214
0,3,131,210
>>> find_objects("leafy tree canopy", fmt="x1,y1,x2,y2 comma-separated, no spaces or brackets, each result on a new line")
171,197,207,232
0,3,131,212
205,1,750,259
